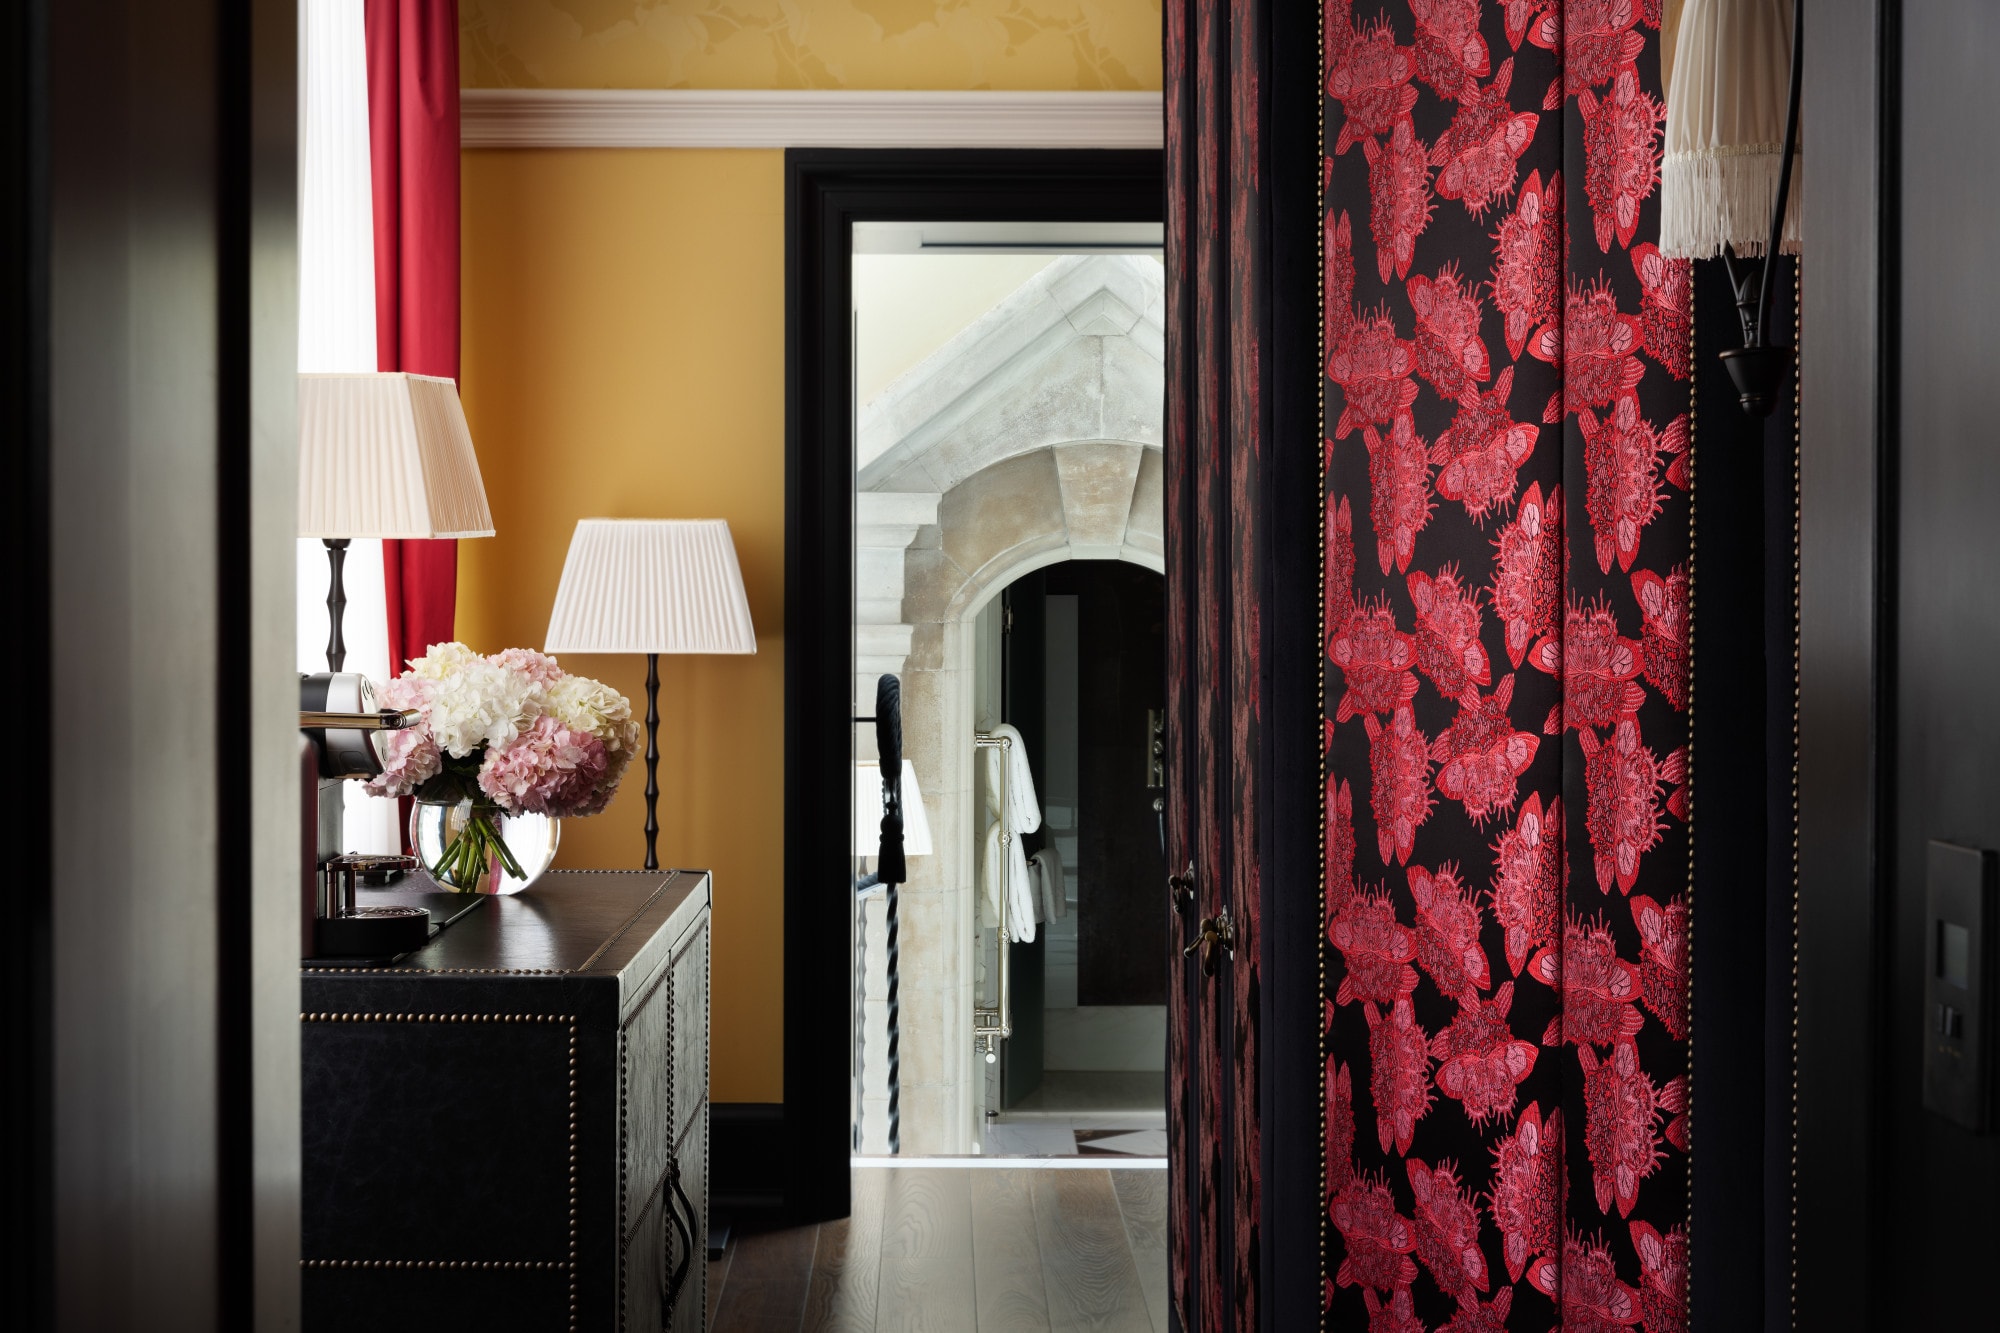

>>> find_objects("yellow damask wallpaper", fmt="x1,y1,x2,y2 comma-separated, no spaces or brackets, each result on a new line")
460,0,1162,91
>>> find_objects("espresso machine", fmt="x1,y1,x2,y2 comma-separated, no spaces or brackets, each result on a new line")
298,671,454,961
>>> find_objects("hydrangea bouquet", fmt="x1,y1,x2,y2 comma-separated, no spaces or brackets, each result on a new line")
366,643,640,891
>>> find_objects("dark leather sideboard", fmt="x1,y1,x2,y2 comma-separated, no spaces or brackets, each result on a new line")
302,869,711,1332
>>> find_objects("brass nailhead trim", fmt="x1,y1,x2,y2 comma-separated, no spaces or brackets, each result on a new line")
618,1023,630,1321
1683,258,1700,1305
1316,22,1329,1320
300,1012,571,1022
301,1259,568,1270
305,966,569,975
1800,260,1816,1328
569,1022,579,1332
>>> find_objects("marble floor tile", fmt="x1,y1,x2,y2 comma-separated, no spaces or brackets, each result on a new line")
1003,1069,1165,1115
981,1122,1080,1157
1074,1128,1168,1157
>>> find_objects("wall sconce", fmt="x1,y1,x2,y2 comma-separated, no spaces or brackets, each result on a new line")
1660,0,1802,417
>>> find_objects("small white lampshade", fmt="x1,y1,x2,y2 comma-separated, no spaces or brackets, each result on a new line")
544,519,758,655
854,761,933,858
1659,0,1801,259
297,372,496,538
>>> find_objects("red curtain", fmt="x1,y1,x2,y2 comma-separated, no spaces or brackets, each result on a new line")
365,0,459,673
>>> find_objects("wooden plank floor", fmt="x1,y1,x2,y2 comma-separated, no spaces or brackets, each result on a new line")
709,1168,1167,1332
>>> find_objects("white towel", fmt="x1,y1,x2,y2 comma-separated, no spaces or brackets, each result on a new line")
1029,845,1067,923
980,820,1036,942
983,724,1042,835
977,725,1043,942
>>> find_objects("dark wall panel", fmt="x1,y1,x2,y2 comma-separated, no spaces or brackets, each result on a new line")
1892,2,2000,1323
1796,0,1892,1328
35,0,300,1327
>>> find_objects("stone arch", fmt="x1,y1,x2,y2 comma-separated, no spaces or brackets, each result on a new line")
855,444,1165,1155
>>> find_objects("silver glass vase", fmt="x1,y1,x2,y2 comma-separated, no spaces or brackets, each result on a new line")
410,797,560,895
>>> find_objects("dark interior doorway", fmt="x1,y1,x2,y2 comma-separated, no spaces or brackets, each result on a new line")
1000,562,1168,1108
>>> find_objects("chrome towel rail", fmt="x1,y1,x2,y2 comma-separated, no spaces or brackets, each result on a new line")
973,731,1014,1060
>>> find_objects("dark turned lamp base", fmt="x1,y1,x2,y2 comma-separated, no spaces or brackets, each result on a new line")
323,537,350,672
643,651,660,872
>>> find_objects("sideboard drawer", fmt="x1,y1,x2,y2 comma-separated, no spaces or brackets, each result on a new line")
621,959,677,1238
670,914,709,1142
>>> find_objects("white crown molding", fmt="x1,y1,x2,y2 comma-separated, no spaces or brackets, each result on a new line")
460,88,1164,150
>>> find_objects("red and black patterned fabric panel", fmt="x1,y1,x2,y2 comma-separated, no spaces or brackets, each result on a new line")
1322,3,1691,1328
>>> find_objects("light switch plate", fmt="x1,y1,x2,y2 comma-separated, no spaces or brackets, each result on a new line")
1924,840,1995,1132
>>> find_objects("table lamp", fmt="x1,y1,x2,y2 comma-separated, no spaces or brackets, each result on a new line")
544,519,758,870
297,372,496,670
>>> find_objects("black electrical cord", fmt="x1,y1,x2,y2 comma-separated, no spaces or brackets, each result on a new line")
1753,0,1805,347
1717,0,1805,416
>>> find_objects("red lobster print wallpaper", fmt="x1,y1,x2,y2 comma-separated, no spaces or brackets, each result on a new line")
1322,1,1692,1328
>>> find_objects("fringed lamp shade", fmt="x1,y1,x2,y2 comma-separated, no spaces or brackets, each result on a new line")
297,372,495,538
1660,0,1802,259
544,519,758,656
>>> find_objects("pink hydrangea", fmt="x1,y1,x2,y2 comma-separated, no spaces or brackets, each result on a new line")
477,714,609,816
489,647,567,691
364,674,442,797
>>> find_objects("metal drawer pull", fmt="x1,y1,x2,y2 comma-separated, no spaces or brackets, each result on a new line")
659,1161,695,1328
1182,906,1236,977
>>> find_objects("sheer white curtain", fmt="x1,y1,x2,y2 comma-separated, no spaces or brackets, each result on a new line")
298,0,398,852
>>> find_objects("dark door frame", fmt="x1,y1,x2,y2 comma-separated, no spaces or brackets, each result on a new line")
1797,1,1900,1328
782,148,1166,1226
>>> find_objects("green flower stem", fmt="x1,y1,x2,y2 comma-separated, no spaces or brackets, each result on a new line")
428,804,528,892
475,808,528,881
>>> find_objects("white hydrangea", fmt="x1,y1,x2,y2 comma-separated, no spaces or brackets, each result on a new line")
546,674,639,755
406,641,543,757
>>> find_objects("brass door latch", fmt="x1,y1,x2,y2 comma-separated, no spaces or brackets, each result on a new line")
1168,860,1196,912
1183,905,1236,976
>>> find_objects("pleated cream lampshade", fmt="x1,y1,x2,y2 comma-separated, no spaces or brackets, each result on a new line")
544,519,758,656
297,372,496,538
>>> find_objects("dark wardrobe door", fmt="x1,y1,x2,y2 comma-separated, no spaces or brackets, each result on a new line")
1165,0,1257,1321
1166,0,1326,1328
